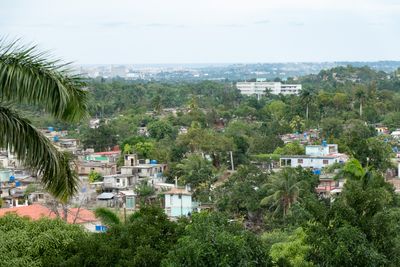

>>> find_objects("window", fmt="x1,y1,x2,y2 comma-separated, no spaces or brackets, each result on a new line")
116,178,120,183
323,159,329,165
297,159,303,164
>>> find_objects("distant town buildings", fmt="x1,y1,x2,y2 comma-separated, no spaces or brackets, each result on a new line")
236,79,302,99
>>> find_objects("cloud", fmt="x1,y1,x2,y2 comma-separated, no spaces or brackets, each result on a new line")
144,23,170,27
219,23,246,28
290,21,305,26
101,21,131,28
254,19,270,24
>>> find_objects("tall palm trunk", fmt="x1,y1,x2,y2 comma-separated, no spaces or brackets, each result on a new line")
359,101,363,117
306,104,309,120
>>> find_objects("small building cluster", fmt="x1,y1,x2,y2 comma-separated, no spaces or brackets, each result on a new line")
0,126,200,229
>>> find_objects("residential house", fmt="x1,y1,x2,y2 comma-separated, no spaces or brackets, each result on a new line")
119,190,136,210
280,143,348,170
96,192,117,207
391,129,400,139
103,174,137,191
77,161,117,176
316,173,345,198
121,154,166,184
375,126,389,135
163,187,198,217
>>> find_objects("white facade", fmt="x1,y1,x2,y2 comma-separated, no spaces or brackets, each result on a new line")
236,81,301,99
280,143,347,169
103,175,134,189
164,188,194,217
281,156,338,169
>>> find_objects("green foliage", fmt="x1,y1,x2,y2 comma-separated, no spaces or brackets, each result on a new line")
64,206,182,267
214,165,268,222
176,154,215,201
273,142,305,156
135,180,156,205
147,120,177,140
82,123,118,152
134,141,154,158
94,207,121,226
267,228,313,267
305,159,400,266
0,214,87,266
162,212,269,267
88,170,103,183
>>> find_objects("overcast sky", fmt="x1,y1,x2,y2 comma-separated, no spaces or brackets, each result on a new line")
1,0,400,64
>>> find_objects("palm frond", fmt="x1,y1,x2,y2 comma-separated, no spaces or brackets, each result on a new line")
94,208,121,226
0,39,88,122
0,105,78,200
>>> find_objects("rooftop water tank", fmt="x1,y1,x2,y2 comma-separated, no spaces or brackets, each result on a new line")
48,126,54,132
322,140,327,147
150,160,158,164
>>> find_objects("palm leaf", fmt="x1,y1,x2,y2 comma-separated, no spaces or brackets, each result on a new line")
0,105,78,201
94,208,121,226
0,39,88,122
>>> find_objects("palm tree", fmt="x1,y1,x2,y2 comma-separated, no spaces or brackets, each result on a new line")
261,168,305,217
354,86,367,117
95,207,121,226
0,40,88,201
300,88,315,120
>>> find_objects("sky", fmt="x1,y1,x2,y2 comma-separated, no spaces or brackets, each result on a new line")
1,0,400,64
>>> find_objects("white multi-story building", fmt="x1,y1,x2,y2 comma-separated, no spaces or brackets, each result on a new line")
280,143,348,170
236,80,301,99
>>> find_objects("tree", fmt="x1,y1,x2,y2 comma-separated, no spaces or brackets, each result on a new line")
162,212,269,267
290,115,305,133
305,159,400,266
176,154,215,201
134,141,154,158
151,94,163,114
300,88,315,120
65,206,183,267
82,123,118,152
354,85,367,117
88,171,103,183
214,165,268,225
135,180,156,205
0,41,88,200
0,214,87,266
266,228,313,267
94,207,121,226
261,168,312,217
147,120,176,140
273,142,305,156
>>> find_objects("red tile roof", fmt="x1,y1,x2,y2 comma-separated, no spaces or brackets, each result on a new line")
0,204,98,224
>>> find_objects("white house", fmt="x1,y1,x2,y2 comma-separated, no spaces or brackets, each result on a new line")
280,143,348,169
164,187,196,217
103,174,137,190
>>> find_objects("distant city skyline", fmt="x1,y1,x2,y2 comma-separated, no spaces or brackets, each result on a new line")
1,0,400,64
